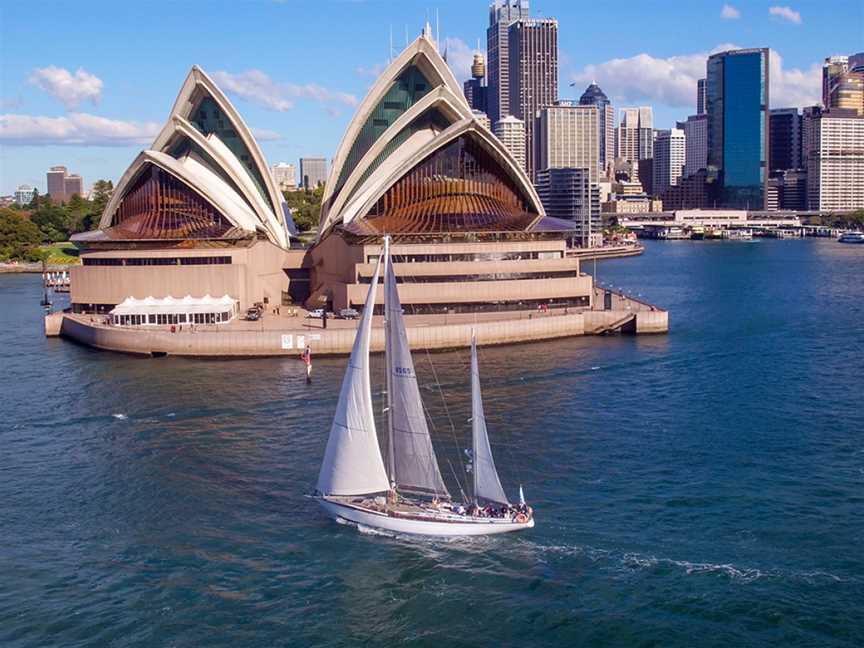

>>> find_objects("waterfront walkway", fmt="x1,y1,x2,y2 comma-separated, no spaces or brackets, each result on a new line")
47,288,668,357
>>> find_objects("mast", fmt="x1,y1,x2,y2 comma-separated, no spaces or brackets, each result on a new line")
383,235,395,482
471,330,479,504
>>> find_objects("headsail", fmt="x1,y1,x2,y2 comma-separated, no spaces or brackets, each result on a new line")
317,255,390,496
384,237,450,497
471,332,509,505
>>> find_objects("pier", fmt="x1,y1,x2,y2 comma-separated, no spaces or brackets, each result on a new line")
45,287,667,357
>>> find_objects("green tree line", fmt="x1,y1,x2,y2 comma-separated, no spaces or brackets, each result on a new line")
0,180,113,261
283,184,323,233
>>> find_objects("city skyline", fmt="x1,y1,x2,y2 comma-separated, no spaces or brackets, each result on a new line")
1,0,861,194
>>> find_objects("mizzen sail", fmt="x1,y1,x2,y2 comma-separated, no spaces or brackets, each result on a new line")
316,255,390,496
384,238,450,497
471,333,509,505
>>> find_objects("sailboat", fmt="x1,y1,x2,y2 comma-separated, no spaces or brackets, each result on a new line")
314,237,534,536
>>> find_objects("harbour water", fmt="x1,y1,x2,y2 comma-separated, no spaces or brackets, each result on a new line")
2,238,862,647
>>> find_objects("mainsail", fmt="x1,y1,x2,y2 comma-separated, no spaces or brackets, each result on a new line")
316,255,390,496
384,238,450,497
471,333,509,505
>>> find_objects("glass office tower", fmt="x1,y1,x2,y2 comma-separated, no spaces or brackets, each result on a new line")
706,48,769,209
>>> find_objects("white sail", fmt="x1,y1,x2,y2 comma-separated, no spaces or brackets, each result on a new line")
471,333,509,505
384,238,450,497
316,255,390,496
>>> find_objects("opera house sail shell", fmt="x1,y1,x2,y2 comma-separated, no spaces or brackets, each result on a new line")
308,28,592,316
86,66,292,248
319,28,547,239
70,66,298,315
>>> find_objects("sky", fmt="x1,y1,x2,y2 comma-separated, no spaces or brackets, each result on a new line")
1,0,862,195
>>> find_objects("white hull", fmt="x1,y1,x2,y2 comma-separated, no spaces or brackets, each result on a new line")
318,498,534,537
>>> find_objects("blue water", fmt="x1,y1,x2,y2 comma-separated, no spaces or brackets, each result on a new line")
2,239,863,647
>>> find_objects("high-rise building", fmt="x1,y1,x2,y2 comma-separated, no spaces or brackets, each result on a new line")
804,107,864,211
767,170,807,211
828,71,864,116
653,128,686,195
535,101,599,183
493,116,526,170
271,162,297,191
463,52,488,114
706,48,770,209
697,78,707,115
822,55,849,108
299,157,328,189
615,107,654,166
578,82,615,177
64,174,84,199
14,184,36,206
678,114,708,178
507,17,558,179
46,166,68,202
471,110,491,132
486,0,530,124
769,108,803,172
535,168,600,246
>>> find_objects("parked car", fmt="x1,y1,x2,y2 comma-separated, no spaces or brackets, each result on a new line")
306,309,333,319
245,307,261,321
338,308,360,320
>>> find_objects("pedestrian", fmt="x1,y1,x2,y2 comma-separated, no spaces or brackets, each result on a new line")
301,345,312,383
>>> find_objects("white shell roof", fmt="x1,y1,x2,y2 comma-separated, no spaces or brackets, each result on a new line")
99,66,291,248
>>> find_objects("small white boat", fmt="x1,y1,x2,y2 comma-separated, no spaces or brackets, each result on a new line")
314,237,534,537
838,231,864,244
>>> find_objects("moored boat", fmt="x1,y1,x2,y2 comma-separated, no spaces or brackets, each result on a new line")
838,231,864,244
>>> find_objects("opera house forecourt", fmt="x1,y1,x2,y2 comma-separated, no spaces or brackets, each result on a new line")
49,27,667,356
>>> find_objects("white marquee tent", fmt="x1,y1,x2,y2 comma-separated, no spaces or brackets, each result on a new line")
109,294,239,326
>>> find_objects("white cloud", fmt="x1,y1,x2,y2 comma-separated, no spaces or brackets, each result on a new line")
721,4,741,19
569,45,820,111
769,50,820,107
212,69,357,112
442,37,477,83
769,5,802,24
355,62,387,78
28,66,103,109
0,112,160,146
250,127,281,141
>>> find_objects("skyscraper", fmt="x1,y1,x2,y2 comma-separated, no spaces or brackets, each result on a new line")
535,101,599,183
463,52,489,114
769,108,803,171
804,107,864,211
493,116,526,170
653,128,686,195
706,48,770,209
64,174,84,199
578,82,614,177
300,157,328,190
271,162,297,191
46,166,68,202
486,0,530,124
697,78,707,115
822,55,849,108
678,114,708,178
615,107,654,164
535,168,600,246
507,17,558,179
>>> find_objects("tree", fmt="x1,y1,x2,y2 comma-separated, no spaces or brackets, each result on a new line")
0,208,43,261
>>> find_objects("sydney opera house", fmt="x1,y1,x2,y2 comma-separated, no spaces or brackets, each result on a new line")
61,27,664,353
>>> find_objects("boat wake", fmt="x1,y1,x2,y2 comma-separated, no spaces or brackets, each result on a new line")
526,541,850,585
112,413,128,420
